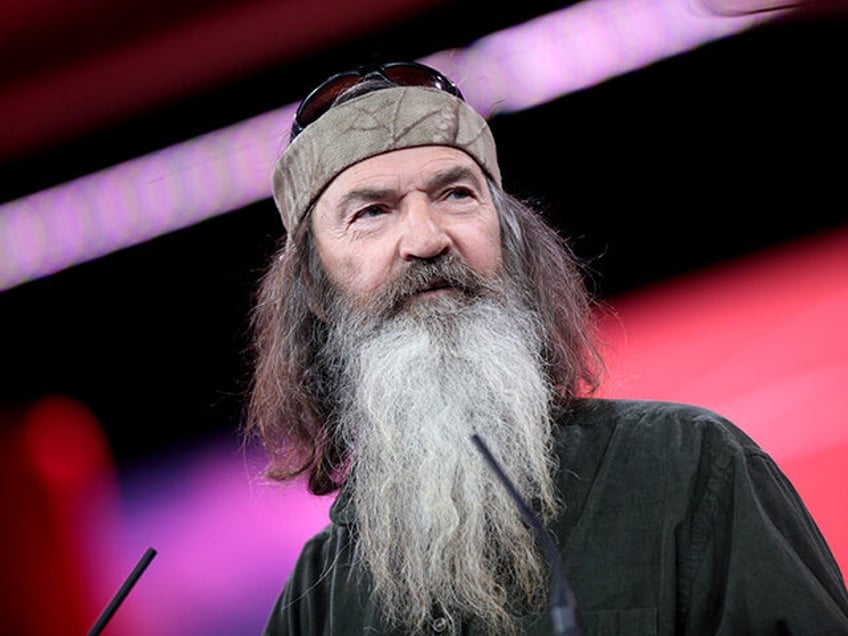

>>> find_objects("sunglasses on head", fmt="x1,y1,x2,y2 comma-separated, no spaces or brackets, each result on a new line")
289,61,464,141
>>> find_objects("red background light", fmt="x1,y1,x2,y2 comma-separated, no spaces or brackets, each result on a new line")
599,226,848,577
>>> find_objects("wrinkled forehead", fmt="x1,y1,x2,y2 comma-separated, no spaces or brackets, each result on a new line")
317,146,490,208
272,86,501,236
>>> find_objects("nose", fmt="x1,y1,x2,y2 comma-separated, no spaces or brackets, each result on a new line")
398,197,452,261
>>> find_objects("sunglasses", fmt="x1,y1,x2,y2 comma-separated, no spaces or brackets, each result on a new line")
289,61,464,141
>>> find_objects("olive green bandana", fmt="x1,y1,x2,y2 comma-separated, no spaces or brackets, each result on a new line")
272,86,501,235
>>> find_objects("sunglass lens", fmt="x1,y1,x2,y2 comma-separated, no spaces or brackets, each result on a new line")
296,73,362,129
383,65,461,98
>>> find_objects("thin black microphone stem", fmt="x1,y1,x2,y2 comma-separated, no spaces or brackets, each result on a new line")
86,547,157,636
471,435,581,636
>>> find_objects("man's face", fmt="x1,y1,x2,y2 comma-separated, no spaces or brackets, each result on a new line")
310,146,502,305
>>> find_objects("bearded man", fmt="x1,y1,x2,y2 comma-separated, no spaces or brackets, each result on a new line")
246,63,848,635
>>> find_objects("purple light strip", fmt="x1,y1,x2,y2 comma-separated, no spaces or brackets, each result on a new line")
0,106,293,290
0,0,778,291
423,0,773,115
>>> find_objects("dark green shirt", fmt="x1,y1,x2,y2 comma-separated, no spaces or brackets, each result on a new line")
264,398,848,635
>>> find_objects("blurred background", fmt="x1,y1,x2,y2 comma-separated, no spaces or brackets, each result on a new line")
1,1,846,634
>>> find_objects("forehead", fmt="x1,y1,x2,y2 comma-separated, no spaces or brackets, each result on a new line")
318,146,487,200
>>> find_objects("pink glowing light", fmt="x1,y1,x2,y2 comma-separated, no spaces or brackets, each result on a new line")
86,442,335,636
0,1,781,291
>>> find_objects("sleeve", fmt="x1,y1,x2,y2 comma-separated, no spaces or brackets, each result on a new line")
682,439,848,635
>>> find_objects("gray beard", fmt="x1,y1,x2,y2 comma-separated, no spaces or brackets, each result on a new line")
320,259,558,634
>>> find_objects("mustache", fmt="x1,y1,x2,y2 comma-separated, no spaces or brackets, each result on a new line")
371,255,497,317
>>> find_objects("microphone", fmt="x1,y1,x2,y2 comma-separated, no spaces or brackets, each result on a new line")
86,546,157,636
470,435,581,636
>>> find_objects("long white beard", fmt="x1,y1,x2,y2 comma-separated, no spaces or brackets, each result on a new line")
324,272,558,634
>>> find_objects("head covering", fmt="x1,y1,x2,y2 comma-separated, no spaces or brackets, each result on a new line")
272,86,501,234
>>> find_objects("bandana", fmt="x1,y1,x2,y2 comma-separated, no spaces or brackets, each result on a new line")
272,86,501,234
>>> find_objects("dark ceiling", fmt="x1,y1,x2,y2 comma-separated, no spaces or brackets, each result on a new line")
1,1,846,466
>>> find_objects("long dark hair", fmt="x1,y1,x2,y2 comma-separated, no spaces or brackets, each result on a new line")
244,185,604,495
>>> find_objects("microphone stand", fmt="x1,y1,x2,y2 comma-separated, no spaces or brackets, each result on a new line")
471,435,581,636
86,547,157,636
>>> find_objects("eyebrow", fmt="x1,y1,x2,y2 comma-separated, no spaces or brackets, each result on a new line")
424,165,484,193
336,164,485,215
337,186,395,213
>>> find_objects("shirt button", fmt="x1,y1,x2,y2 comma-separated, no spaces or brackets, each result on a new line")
432,616,448,632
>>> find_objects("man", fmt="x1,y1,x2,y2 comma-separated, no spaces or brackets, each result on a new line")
246,62,848,635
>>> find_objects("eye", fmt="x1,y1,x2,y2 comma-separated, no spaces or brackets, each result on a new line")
445,186,474,201
351,204,387,222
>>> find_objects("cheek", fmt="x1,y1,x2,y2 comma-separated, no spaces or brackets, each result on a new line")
319,246,392,300
464,217,503,277
314,237,358,297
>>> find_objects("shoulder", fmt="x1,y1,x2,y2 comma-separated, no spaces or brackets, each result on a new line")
559,397,764,458
287,522,347,587
276,522,348,610
552,397,773,507
564,396,740,431
263,523,352,635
